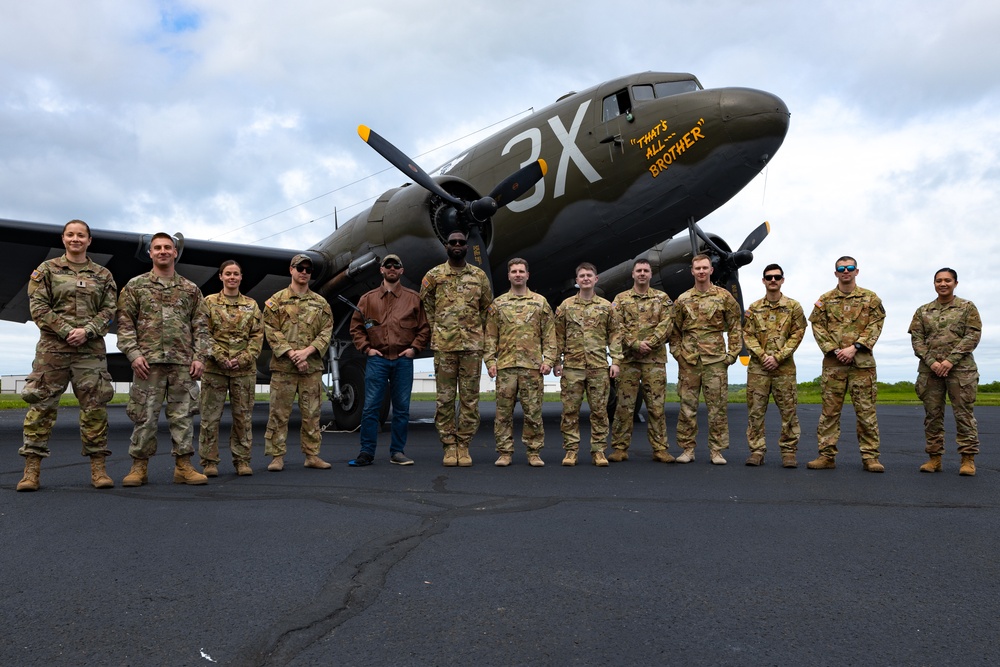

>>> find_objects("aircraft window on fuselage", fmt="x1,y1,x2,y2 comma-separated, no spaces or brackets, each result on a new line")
602,89,632,122
633,85,654,101
653,80,700,97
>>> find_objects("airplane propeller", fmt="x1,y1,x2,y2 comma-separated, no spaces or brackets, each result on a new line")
358,125,547,282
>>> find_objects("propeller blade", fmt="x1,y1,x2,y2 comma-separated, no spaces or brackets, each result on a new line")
738,221,770,253
723,273,751,365
358,125,464,208
466,224,493,292
488,159,548,208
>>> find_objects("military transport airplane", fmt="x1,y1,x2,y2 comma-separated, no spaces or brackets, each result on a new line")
0,71,790,429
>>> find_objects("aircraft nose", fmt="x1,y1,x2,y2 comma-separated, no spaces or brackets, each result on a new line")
719,88,790,151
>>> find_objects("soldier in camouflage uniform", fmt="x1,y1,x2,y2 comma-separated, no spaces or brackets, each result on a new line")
263,254,334,472
807,256,886,472
485,258,556,467
420,231,493,467
17,220,117,492
908,268,981,476
554,263,620,467
609,258,674,463
198,260,263,477
117,232,211,486
743,264,807,468
670,254,742,465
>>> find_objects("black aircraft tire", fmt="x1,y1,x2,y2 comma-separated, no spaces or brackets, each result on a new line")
332,362,365,431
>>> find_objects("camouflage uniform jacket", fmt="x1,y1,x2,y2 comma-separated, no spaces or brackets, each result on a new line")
420,262,493,352
908,297,981,373
669,285,742,365
743,294,807,376
611,287,672,365
555,294,618,370
263,287,333,374
203,292,264,377
809,286,885,369
485,289,557,371
28,254,117,355
117,271,210,365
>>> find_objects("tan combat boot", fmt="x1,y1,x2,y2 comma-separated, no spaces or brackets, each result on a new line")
457,445,473,467
959,455,976,476
527,453,545,467
606,448,629,462
806,456,836,470
781,453,798,468
267,456,284,472
710,450,727,465
442,446,458,467
202,462,219,477
863,458,885,473
920,455,942,473
122,458,149,487
561,450,578,466
494,452,512,467
592,451,609,467
174,454,209,485
675,449,695,464
16,454,42,492
745,452,765,466
90,455,114,489
236,460,253,476
652,449,675,463
304,454,332,469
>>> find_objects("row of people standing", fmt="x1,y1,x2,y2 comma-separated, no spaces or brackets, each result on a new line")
17,223,335,491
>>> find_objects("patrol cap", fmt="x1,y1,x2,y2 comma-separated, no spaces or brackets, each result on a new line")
290,253,312,267
381,254,403,267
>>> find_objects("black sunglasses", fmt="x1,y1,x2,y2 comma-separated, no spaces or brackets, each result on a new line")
447,239,468,247
294,265,313,274
382,262,402,269
835,265,857,273
763,274,783,282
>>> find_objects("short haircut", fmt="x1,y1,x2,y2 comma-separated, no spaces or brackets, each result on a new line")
632,258,651,269
691,253,711,265
763,263,783,277
508,257,529,271
446,230,468,241
935,267,958,281
219,259,242,275
62,219,91,237
150,232,176,247
835,255,857,266
575,262,597,276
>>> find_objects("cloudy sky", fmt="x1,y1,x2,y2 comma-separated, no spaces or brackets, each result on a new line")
2,0,999,383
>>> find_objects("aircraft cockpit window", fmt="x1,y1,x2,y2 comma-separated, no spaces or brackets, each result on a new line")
602,89,632,122
654,80,700,97
633,85,655,101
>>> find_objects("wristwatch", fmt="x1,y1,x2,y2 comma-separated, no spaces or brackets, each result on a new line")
853,342,863,351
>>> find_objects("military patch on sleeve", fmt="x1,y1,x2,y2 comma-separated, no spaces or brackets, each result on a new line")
265,299,275,309
814,300,824,308
745,309,752,318
30,269,43,282
421,276,431,289
486,303,497,315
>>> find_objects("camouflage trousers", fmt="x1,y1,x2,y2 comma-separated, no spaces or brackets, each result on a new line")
495,367,545,454
560,367,611,453
199,372,256,465
746,372,800,454
676,359,729,453
20,352,114,458
265,370,323,457
611,362,668,453
126,363,199,459
915,370,979,456
433,350,482,449
816,365,880,460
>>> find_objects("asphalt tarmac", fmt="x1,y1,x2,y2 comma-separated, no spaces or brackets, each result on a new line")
1,400,997,667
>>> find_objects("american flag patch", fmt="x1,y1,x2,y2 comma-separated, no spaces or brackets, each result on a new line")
30,269,42,282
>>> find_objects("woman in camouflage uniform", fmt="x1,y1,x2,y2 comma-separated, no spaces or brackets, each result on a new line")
17,220,117,491
198,260,263,476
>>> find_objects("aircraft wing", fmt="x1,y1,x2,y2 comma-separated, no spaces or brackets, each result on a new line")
0,217,300,327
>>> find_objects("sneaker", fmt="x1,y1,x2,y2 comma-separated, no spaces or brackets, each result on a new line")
781,454,798,468
675,449,695,464
349,452,374,467
745,452,764,466
710,450,727,465
561,450,578,466
495,453,512,467
390,452,414,466
592,451,609,467
606,449,629,462
652,449,675,463
527,453,545,467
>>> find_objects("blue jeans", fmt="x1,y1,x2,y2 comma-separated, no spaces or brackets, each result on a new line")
360,355,413,456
